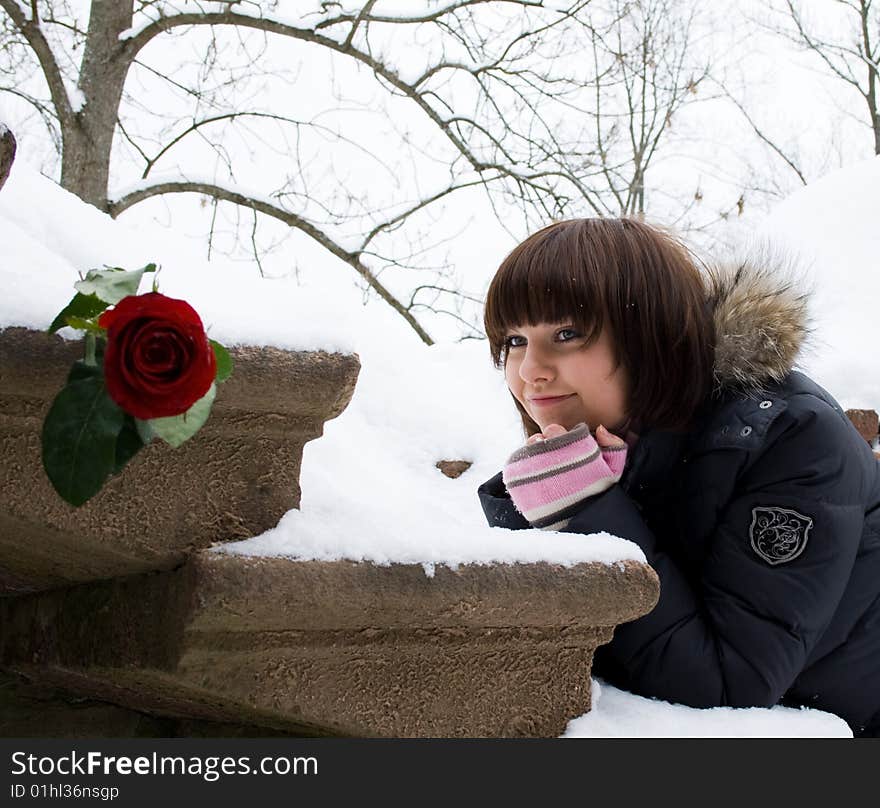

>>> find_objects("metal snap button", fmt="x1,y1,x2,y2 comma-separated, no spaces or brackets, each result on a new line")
759,400,772,409
741,426,752,437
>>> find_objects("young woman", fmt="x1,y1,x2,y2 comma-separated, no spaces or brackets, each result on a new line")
477,217,880,737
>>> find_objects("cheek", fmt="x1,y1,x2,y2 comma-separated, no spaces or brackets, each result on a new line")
601,369,630,417
577,360,628,414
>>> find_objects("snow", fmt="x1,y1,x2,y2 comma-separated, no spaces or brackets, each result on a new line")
0,155,867,738
0,158,645,573
68,87,86,114
119,3,307,43
563,680,852,738
111,174,282,209
0,163,362,355
758,155,880,411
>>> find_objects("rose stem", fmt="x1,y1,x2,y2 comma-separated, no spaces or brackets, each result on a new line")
84,333,97,367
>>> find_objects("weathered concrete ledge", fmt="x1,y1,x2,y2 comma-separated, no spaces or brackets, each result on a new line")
845,408,880,460
0,670,304,737
0,552,660,737
0,327,360,595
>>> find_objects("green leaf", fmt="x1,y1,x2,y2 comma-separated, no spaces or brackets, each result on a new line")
210,340,233,383
74,263,156,305
41,376,125,507
147,383,217,448
48,292,108,334
114,415,146,475
65,316,105,334
66,357,103,384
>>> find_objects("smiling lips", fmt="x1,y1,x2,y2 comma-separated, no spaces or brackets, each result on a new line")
528,394,574,407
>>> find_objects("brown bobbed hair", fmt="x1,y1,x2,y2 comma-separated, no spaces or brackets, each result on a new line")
483,217,716,437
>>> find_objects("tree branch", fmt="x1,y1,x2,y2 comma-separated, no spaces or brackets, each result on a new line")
108,180,434,344
715,80,806,185
121,6,590,200
0,0,74,128
124,12,480,165
314,0,545,30
359,176,498,250
341,0,378,49
0,85,63,149
782,0,862,88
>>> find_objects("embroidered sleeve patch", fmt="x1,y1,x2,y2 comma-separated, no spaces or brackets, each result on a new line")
749,506,813,566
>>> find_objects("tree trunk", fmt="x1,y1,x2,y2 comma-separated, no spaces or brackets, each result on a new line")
0,124,16,192
858,0,880,156
868,74,880,156
59,0,134,211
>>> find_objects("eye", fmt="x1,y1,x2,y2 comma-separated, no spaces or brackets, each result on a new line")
556,327,580,341
503,334,526,349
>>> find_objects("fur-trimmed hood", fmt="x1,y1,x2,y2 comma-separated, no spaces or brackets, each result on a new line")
706,258,812,396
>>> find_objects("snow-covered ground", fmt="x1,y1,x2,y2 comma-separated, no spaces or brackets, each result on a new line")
3,156,876,737
758,159,880,411
565,679,852,738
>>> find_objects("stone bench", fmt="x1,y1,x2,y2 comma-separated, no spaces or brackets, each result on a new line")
0,326,660,736
0,327,360,594
0,552,659,737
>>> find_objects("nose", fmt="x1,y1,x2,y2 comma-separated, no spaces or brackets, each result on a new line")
518,343,555,384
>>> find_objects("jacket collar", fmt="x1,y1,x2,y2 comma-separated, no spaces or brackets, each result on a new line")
706,256,810,396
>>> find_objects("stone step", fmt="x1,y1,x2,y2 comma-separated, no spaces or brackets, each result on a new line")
0,670,302,738
0,327,359,594
0,551,659,737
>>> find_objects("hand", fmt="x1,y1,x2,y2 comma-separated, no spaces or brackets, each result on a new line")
525,423,568,444
526,423,625,448
505,422,629,530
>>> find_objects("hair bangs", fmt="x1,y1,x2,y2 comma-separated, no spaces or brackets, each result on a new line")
484,223,605,368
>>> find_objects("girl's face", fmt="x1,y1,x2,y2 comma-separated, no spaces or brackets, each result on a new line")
503,321,630,434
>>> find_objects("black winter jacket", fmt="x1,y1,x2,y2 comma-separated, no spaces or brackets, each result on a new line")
478,263,880,737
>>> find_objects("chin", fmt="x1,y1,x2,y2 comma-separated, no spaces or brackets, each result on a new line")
539,419,580,433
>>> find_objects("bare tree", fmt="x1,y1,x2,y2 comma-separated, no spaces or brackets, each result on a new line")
587,0,712,217
702,0,878,226
0,1,712,342
761,0,880,155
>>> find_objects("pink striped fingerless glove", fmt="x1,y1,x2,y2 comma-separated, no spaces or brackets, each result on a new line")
502,423,628,531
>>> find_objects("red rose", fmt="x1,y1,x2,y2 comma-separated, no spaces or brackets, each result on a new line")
98,292,217,420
